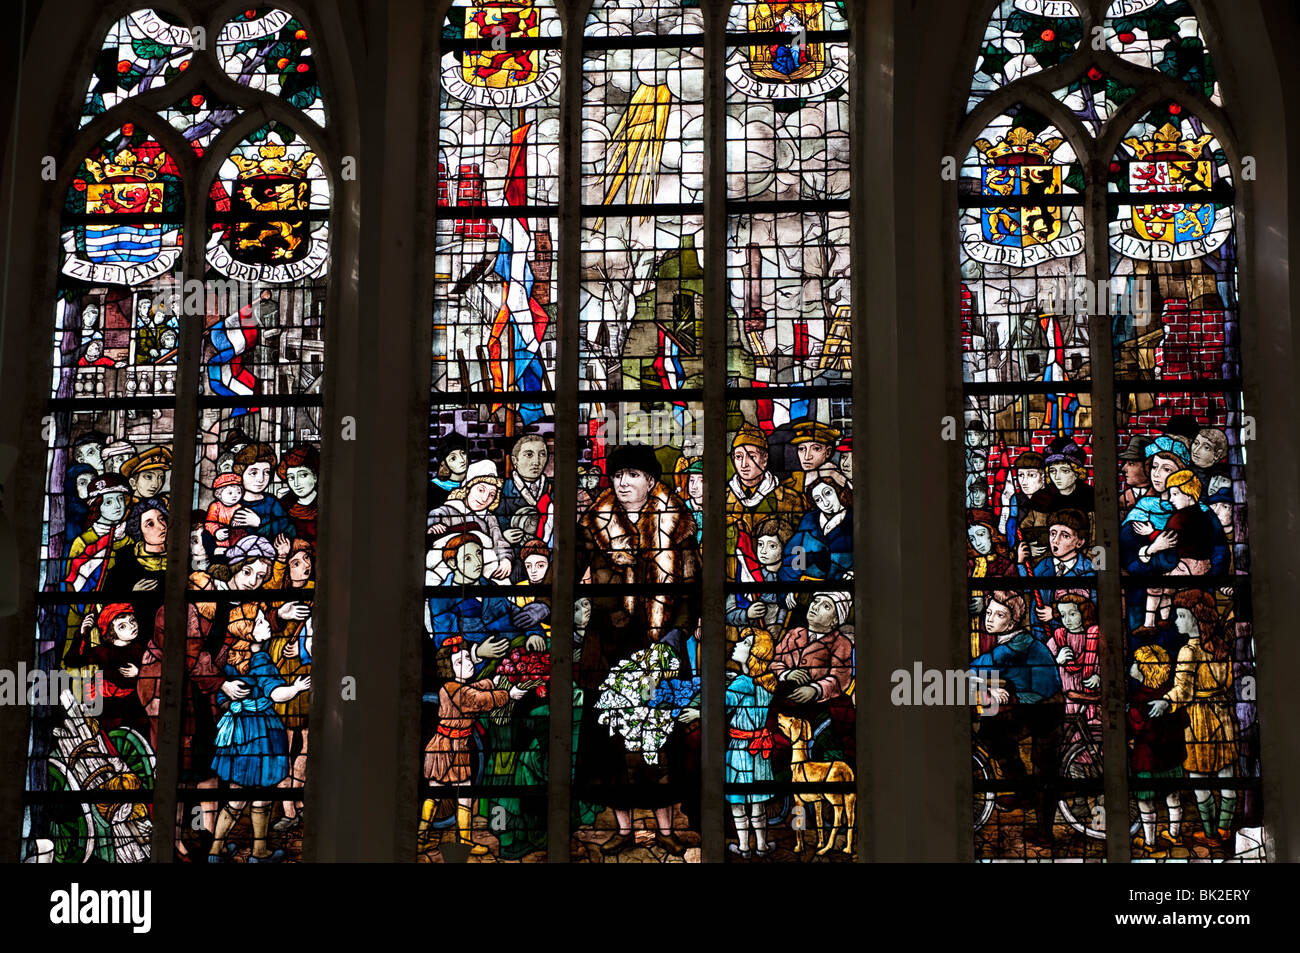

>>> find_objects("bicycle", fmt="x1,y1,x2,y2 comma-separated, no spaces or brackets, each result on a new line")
972,690,1140,840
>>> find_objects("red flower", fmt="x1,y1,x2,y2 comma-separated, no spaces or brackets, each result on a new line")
1117,31,1136,44
191,94,205,107
1087,67,1102,81
296,63,309,73
1168,103,1182,115
1040,29,1055,42
117,60,132,74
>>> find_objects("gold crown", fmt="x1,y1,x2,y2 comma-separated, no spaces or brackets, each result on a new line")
84,149,165,183
229,143,318,179
973,127,1064,164
1123,122,1214,162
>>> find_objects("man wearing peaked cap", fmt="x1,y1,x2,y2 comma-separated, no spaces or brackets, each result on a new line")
121,445,171,505
782,418,848,497
791,420,841,447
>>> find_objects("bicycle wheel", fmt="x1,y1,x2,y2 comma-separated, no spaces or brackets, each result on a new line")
972,748,995,832
765,795,792,827
809,716,840,762
107,727,155,787
1058,742,1106,839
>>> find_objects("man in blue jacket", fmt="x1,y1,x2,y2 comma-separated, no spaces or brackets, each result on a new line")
971,589,1064,848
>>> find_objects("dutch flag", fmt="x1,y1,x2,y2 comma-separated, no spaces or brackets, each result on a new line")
207,303,260,414
488,122,550,418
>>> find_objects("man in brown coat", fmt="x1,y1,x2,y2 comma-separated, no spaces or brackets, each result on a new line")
575,443,701,856
576,444,701,658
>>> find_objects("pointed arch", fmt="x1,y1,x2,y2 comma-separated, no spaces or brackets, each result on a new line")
955,0,1267,863
80,7,196,127
19,0,338,866
967,0,1086,115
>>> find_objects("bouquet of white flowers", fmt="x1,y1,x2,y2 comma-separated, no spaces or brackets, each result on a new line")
595,643,681,765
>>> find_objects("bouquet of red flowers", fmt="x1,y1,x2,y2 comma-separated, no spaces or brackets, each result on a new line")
496,649,551,699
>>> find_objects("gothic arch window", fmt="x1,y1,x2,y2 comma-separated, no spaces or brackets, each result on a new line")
958,0,1264,862
27,117,187,864
22,5,333,865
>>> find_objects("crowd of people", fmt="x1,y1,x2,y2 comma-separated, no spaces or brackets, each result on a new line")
419,412,857,860
44,424,320,863
967,414,1251,856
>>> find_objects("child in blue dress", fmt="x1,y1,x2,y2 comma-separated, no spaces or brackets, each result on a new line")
727,629,778,858
208,604,311,863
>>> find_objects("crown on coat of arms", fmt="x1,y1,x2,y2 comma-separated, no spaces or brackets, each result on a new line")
1122,122,1215,162
228,144,318,180
973,127,1065,165
84,149,165,183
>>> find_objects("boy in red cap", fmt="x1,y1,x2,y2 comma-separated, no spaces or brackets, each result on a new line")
65,602,149,734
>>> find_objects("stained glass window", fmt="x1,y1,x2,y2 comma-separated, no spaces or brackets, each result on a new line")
722,0,854,862
23,5,330,865
572,0,705,864
81,10,194,125
421,0,561,863
1109,103,1260,862
24,123,184,863
420,0,859,864
961,0,1263,862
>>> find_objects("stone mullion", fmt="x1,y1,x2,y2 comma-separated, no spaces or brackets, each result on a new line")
1084,149,1132,864
699,0,728,864
547,0,585,864
148,132,204,865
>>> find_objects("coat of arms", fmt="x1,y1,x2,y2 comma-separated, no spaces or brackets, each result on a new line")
1109,122,1232,262
81,150,166,264
442,1,559,108
975,127,1066,248
1125,122,1215,244
960,126,1084,267
746,2,827,82
727,2,848,100
228,144,318,264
